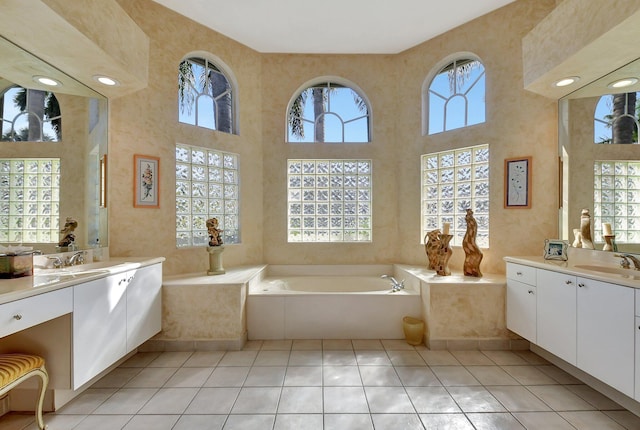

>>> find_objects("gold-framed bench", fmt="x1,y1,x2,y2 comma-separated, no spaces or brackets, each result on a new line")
0,354,48,429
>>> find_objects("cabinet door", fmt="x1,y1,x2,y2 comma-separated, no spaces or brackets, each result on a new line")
73,276,127,389
126,264,162,352
577,277,634,397
536,269,577,365
506,279,536,342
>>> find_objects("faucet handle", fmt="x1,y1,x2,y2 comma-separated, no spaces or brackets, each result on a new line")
47,256,63,269
614,254,631,269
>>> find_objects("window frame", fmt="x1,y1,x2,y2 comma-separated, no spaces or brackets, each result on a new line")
178,53,239,135
422,54,486,136
286,77,372,143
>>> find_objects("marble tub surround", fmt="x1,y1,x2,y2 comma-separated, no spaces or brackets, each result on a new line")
156,266,267,351
158,264,515,351
399,266,510,350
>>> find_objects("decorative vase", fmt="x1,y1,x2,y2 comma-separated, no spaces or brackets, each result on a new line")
424,229,441,270
580,209,594,249
572,229,582,248
207,246,225,275
435,234,453,276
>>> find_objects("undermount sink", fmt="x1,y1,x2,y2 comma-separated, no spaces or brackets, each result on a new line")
574,264,636,276
34,261,140,277
32,273,79,286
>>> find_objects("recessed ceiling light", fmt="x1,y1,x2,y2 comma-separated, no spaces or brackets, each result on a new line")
608,77,639,89
93,75,119,86
33,75,61,87
554,76,580,87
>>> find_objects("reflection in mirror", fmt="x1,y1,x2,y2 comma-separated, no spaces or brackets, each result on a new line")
560,59,640,254
1,87,61,141
594,92,639,144
0,37,108,252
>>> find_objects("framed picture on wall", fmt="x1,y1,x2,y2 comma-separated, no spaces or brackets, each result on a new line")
504,156,532,208
134,154,160,208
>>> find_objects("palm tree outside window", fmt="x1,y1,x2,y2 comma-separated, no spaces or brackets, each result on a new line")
287,80,371,143
594,92,640,144
178,56,236,134
0,86,61,142
425,57,485,135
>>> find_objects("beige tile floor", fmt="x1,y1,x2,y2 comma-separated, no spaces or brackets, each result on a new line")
2,339,640,429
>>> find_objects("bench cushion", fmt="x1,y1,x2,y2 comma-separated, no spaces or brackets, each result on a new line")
0,354,45,387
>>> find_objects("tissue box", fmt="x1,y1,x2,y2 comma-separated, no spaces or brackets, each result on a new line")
0,252,34,278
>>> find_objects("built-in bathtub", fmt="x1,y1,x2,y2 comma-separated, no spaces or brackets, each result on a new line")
247,265,422,340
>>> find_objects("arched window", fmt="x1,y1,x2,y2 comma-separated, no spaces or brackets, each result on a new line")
0,86,61,141
287,79,371,143
594,92,640,144
178,55,237,134
424,55,485,135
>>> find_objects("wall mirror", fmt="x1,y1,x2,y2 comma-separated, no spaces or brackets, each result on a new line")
559,58,640,254
0,36,108,252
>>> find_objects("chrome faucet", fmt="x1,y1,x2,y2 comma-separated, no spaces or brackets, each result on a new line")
614,253,640,270
47,256,63,269
66,251,85,266
381,274,405,292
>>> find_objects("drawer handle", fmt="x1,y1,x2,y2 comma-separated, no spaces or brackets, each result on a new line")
528,290,534,294
13,314,22,320
578,283,584,288
565,280,573,285
516,271,523,276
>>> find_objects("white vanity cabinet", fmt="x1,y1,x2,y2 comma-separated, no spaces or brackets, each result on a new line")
506,263,537,341
576,277,634,397
72,276,127,389
72,263,163,389
126,263,162,352
536,269,577,365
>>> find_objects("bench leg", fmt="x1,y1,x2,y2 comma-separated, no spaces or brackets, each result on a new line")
34,367,48,430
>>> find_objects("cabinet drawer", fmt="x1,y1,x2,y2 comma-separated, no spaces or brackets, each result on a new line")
506,263,536,285
0,288,73,338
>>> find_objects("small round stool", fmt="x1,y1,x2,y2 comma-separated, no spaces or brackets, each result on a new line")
0,353,48,429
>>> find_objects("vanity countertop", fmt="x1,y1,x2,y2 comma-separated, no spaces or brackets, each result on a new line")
504,255,640,289
0,257,165,304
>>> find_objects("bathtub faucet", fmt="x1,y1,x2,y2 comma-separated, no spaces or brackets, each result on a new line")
381,274,405,292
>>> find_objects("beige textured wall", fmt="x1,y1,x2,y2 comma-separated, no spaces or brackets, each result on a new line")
109,0,559,276
396,0,559,274
261,0,558,274
112,0,264,275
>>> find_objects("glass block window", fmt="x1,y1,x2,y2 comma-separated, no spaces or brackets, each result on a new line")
0,158,60,243
425,57,485,135
421,144,489,247
175,144,240,247
287,159,372,242
594,160,640,243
